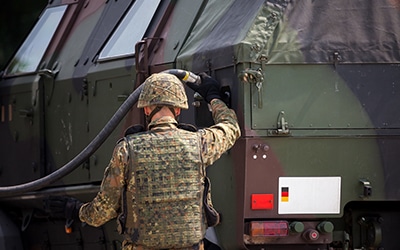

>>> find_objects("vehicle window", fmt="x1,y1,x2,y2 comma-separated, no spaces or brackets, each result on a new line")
98,0,161,60
6,5,67,75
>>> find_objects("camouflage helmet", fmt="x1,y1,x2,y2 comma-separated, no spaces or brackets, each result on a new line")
137,73,188,109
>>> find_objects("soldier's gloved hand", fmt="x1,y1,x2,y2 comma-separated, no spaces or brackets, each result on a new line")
186,72,221,103
44,196,83,221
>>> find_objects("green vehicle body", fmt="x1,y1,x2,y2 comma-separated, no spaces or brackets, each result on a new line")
1,0,400,249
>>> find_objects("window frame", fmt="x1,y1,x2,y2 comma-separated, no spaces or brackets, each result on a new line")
4,5,68,76
97,0,162,62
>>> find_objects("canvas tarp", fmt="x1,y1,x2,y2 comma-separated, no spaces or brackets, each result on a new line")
178,0,400,70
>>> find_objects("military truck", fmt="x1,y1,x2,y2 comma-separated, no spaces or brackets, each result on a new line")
1,0,400,249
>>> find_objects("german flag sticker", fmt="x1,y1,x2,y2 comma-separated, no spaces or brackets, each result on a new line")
281,187,289,202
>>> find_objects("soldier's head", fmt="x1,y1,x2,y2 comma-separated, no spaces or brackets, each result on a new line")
137,72,188,122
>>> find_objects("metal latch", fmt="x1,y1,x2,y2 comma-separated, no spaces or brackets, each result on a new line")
276,111,290,135
240,68,264,108
359,178,372,198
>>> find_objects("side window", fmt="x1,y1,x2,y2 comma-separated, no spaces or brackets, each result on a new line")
5,5,67,75
98,0,161,60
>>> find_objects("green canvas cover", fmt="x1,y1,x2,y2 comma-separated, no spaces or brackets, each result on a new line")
178,0,400,70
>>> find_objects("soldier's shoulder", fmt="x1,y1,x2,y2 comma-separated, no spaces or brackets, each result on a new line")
124,124,145,136
177,123,197,132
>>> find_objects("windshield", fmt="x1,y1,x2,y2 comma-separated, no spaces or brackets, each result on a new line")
5,5,67,75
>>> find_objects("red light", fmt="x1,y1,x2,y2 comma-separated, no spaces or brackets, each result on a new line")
65,225,72,234
249,221,289,237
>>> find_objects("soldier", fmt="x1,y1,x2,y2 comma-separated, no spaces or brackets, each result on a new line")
51,72,240,249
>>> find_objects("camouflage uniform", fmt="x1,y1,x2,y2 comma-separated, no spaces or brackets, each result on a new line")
79,74,240,249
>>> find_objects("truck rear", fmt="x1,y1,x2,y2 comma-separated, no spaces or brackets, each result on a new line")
1,0,400,249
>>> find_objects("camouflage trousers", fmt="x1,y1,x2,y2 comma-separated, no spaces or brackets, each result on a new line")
122,240,204,250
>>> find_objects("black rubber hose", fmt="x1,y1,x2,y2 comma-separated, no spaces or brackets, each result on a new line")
0,70,199,197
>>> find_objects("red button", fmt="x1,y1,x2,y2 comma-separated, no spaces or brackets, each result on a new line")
303,229,319,241
251,194,274,210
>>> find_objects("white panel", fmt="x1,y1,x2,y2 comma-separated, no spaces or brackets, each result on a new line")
278,177,341,214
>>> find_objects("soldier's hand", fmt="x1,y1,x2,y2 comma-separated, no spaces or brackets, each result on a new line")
186,72,221,103
44,196,83,221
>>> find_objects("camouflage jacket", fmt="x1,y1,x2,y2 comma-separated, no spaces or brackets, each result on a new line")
79,99,240,248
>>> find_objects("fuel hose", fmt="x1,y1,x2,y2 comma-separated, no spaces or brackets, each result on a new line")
0,69,200,197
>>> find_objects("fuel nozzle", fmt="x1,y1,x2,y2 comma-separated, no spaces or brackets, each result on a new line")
162,69,201,85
